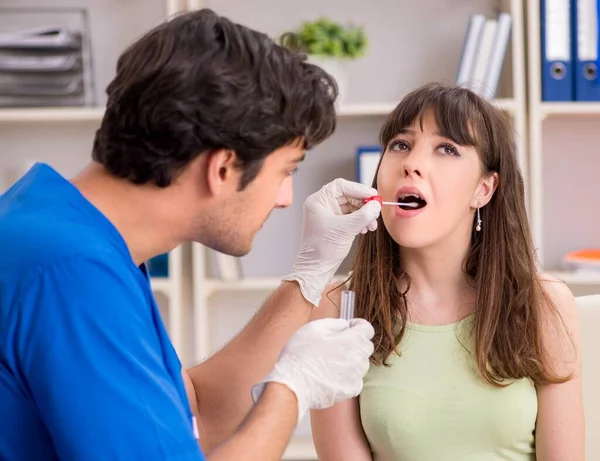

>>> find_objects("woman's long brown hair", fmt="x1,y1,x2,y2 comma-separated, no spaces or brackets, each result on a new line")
344,83,571,386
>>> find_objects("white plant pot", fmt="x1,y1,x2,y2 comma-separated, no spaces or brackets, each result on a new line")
308,56,349,104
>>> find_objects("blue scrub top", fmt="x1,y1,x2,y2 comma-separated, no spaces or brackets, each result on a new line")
0,164,206,460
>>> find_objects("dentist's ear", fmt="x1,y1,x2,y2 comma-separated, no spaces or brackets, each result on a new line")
471,172,498,208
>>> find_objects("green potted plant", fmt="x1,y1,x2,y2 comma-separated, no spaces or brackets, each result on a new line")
280,17,368,103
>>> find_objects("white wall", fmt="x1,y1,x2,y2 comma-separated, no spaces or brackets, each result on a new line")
5,0,597,451
541,116,600,270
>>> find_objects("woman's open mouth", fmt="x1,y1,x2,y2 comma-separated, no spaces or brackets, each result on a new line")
397,193,427,210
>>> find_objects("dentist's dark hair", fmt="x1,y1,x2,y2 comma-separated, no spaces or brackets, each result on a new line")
92,8,337,190
342,83,573,387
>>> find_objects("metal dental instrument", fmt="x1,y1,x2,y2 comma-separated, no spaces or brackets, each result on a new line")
340,290,355,321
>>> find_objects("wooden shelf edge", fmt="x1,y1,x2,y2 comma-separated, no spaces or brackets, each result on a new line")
206,277,283,295
150,277,174,295
0,98,517,122
0,106,105,122
545,270,600,285
205,273,351,296
538,102,600,116
336,102,396,116
204,270,600,292
337,98,516,116
282,437,317,460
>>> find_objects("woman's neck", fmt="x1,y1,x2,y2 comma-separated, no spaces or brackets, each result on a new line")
399,231,476,325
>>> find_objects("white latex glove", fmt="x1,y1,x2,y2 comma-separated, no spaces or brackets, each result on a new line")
250,317,375,425
282,178,382,306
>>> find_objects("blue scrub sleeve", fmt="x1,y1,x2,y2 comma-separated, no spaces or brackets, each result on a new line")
14,256,205,461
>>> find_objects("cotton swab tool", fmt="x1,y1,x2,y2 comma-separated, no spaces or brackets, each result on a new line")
362,195,418,207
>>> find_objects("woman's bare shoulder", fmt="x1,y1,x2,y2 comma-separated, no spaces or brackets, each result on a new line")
537,272,581,375
538,272,577,311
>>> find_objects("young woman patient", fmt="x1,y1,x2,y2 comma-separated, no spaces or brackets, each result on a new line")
310,83,584,460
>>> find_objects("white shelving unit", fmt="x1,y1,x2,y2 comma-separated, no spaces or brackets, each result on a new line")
0,0,530,459
0,98,516,123
149,245,186,358
526,0,600,289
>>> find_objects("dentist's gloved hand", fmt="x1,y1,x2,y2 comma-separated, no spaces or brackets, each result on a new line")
282,178,381,306
250,317,375,425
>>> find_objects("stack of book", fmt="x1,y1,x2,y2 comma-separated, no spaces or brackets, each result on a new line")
455,12,512,99
0,25,93,107
563,249,600,275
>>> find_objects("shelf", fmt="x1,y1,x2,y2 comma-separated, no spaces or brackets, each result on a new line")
337,102,396,116
337,98,516,117
0,99,516,123
150,277,174,295
493,98,517,112
205,273,351,296
282,438,317,460
206,277,283,295
0,106,105,123
539,102,600,117
545,270,600,285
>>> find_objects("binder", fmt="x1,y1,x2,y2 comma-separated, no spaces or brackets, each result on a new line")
573,0,600,100
470,19,497,96
456,14,487,87
541,0,573,101
481,13,512,99
456,13,512,99
356,146,382,187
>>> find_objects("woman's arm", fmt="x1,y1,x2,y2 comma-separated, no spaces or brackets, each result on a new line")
309,283,373,461
535,276,585,461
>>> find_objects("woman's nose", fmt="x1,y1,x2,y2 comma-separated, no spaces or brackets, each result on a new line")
402,153,424,178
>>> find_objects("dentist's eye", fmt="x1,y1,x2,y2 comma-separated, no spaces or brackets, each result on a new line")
438,144,459,156
388,140,409,152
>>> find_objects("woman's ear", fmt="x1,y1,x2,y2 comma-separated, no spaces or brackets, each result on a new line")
472,172,498,208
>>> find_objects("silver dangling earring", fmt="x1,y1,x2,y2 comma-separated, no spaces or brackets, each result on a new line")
475,203,482,232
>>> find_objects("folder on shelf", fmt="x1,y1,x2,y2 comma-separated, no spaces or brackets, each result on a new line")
147,253,169,278
470,18,497,96
541,0,573,101
573,0,600,100
455,13,511,99
356,146,382,187
456,14,487,87
481,13,512,99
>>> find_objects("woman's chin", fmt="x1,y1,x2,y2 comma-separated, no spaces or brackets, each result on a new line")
388,230,433,250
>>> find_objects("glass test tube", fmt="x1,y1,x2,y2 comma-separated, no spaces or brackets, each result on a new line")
340,290,355,321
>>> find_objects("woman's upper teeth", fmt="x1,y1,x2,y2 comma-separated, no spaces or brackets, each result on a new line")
399,193,421,200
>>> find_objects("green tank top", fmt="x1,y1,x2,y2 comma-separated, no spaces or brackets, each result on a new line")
359,313,537,461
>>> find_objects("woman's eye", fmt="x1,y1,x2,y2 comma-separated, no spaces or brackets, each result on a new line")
389,140,409,151
439,144,459,156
